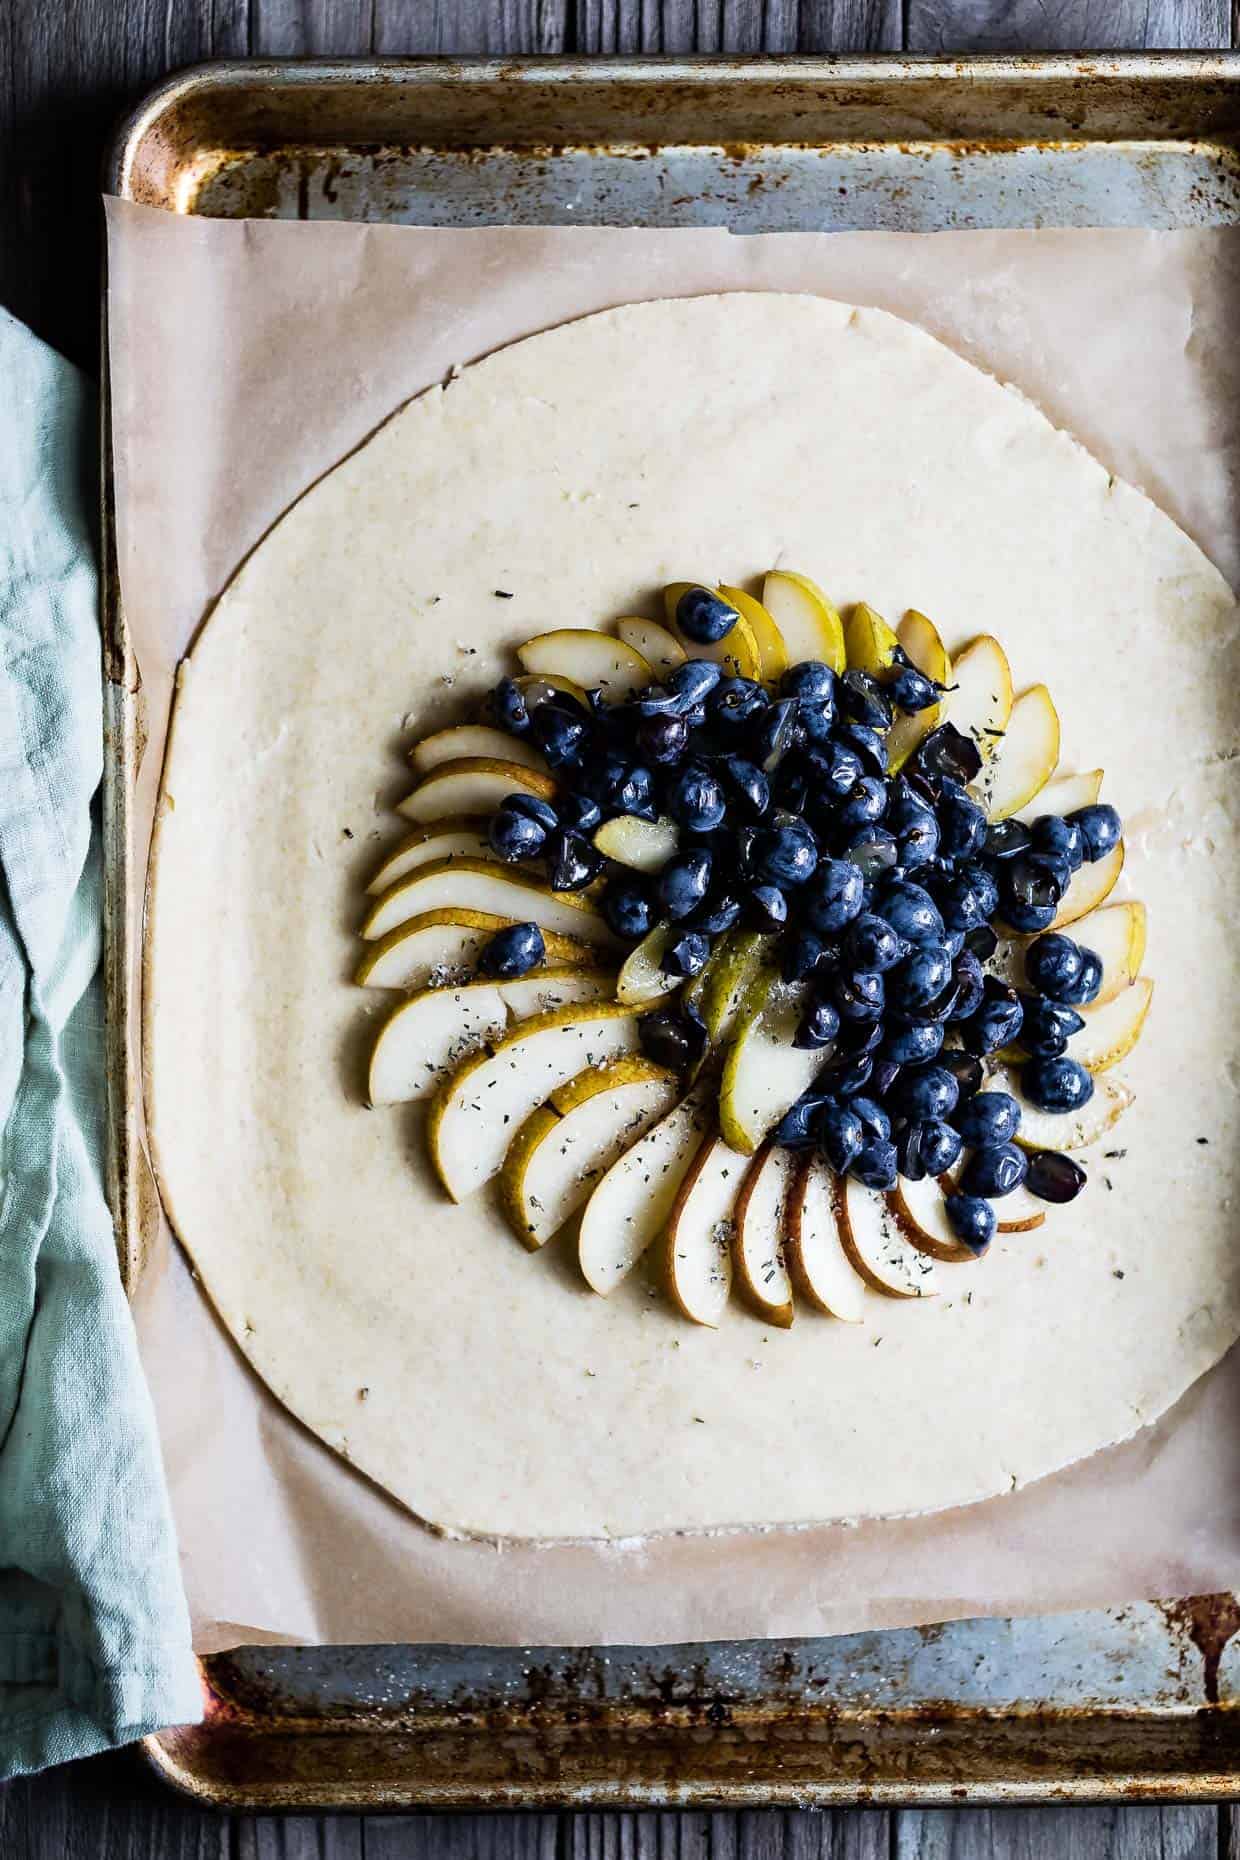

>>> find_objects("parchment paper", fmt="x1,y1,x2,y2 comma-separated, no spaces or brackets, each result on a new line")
106,199,1240,1652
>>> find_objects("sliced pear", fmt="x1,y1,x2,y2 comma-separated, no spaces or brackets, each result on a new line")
1073,975,1154,1073
784,1155,866,1322
499,1058,680,1250
1063,901,1146,1005
578,1088,712,1294
664,582,763,679
718,970,825,1155
663,1132,741,1328
989,1064,1135,1152
593,813,679,872
985,685,1061,821
366,818,498,895
1051,840,1124,929
355,908,599,992
717,584,789,683
936,635,1013,765
762,571,846,672
993,1179,1051,1235
838,1175,939,1299
427,1003,644,1202
512,671,592,712
732,1145,796,1328
368,969,612,1105
517,629,652,698
410,725,546,776
997,899,1145,1005
892,1166,1044,1255
700,931,771,1041
843,600,901,677
362,858,617,945
616,924,681,1007
616,615,686,675
697,612,763,681
890,1170,977,1263
398,757,557,825
886,609,950,775
1015,767,1103,824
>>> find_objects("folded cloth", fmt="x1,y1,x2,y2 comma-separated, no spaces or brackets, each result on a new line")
0,309,201,1776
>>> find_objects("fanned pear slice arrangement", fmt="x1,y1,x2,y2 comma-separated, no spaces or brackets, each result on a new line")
356,568,1151,1328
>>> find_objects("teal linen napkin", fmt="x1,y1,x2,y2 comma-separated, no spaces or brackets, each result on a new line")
0,308,201,1776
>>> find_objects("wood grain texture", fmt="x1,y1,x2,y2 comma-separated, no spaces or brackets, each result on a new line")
896,1806,1219,1860
566,1815,892,1858
906,0,1230,51
575,1,799,52
253,0,375,55
0,1751,231,1860
799,0,901,50
238,1816,365,1858
374,1,568,53
362,1813,560,1857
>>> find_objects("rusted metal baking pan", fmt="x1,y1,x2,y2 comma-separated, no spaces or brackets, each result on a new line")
104,54,1240,1810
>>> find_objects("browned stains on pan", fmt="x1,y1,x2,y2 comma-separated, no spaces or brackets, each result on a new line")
1159,1594,1240,1705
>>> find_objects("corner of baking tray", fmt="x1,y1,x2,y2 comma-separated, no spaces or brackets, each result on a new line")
104,50,1240,206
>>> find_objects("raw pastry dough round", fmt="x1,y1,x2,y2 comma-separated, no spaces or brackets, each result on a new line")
145,294,1240,1539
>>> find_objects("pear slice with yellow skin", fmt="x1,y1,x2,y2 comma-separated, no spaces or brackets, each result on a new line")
718,968,824,1155
410,725,546,777
499,1057,680,1250
1073,975,1154,1073
362,858,617,945
366,817,496,896
1063,901,1146,1005
886,609,950,774
985,685,1061,821
838,1175,939,1299
616,924,680,1007
732,1144,796,1328
992,899,1145,1007
578,1086,713,1294
593,813,679,872
512,671,592,712
784,1154,867,1322
843,601,901,677
517,629,652,699
427,1002,645,1202
717,584,789,684
616,615,686,675
355,908,599,992
1050,840,1124,929
1015,767,1103,824
662,1132,742,1328
368,968,614,1105
699,931,771,1043
989,1064,1135,1151
762,571,846,673
398,757,557,825
936,635,1013,766
663,582,763,680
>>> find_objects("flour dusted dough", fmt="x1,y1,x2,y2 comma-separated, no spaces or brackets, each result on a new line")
145,295,1240,1539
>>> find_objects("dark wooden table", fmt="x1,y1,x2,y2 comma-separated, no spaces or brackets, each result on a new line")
2,0,1237,1853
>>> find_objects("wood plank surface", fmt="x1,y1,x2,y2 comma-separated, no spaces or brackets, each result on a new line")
894,1806,1219,1859
576,1,799,51
2,0,1239,1856
906,0,1231,50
